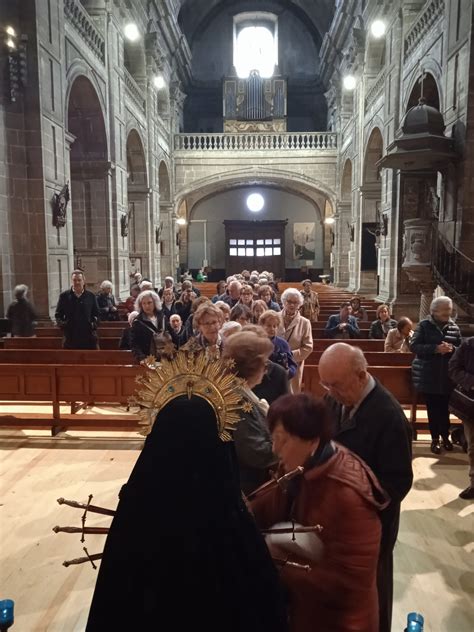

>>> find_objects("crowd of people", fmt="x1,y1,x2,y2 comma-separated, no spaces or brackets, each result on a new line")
3,268,473,630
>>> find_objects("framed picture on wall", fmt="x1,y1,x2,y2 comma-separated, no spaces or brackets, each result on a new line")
293,222,315,260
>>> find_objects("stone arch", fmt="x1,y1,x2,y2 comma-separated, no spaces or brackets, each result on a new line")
405,69,442,112
340,158,352,201
126,129,150,278
67,75,110,289
360,127,384,291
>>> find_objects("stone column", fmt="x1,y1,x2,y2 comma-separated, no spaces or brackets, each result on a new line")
333,203,351,287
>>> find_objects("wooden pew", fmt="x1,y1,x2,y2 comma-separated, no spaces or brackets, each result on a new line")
0,349,136,365
307,351,413,366
302,364,424,438
36,326,125,338
0,363,142,434
2,337,121,350
312,339,385,351
312,327,371,339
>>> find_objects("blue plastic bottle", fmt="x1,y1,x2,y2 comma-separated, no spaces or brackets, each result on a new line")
406,612,424,632
0,600,14,631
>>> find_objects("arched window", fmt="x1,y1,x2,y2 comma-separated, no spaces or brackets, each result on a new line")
234,26,276,78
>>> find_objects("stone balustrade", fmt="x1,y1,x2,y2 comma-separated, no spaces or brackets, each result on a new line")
174,132,338,151
404,0,445,59
365,69,386,111
123,69,146,112
64,0,105,63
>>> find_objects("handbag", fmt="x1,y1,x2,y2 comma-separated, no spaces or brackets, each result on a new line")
149,314,174,359
449,386,474,422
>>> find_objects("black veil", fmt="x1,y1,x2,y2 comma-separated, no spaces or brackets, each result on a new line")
86,395,288,631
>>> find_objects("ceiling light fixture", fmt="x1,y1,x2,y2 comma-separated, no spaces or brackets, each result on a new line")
324,217,335,225
247,193,264,212
176,217,187,226
343,74,356,91
6,26,16,37
153,75,166,90
370,19,386,39
124,23,140,42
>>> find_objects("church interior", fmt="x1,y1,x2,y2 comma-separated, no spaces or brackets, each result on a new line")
0,0,473,630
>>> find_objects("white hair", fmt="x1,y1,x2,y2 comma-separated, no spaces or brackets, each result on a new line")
127,310,139,326
14,284,28,299
221,320,242,334
139,280,153,291
135,290,161,313
281,288,304,307
100,280,113,291
430,296,452,313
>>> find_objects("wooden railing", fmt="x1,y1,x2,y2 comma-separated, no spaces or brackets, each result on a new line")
174,132,338,151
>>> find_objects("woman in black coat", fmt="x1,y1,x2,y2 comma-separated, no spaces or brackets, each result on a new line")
130,291,166,362
6,284,38,336
410,296,462,454
369,304,397,339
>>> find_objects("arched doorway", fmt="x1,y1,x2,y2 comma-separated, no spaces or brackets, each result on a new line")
406,72,440,110
158,161,174,279
186,185,326,281
360,128,383,293
67,76,109,289
126,130,149,280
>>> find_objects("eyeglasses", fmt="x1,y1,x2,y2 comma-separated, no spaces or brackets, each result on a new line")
200,320,220,327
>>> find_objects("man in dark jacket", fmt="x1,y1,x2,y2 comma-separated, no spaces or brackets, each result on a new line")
319,342,413,632
253,360,289,405
410,297,462,454
55,270,100,349
324,301,360,339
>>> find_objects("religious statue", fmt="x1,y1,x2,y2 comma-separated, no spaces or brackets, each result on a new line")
120,213,129,237
52,183,70,228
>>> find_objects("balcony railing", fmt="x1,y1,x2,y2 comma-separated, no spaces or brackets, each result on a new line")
432,230,474,316
123,68,146,112
64,0,105,63
174,132,337,151
404,0,445,59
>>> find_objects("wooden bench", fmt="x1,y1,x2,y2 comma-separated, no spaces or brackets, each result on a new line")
36,326,125,338
307,351,413,366
2,337,121,350
312,327,371,339
302,364,425,438
0,363,143,434
312,339,385,351
0,349,137,365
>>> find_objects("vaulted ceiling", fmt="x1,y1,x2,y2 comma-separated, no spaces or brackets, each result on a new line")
178,0,336,48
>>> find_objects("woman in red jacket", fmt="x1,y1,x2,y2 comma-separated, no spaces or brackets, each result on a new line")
251,393,389,632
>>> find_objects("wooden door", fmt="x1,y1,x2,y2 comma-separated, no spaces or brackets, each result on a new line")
224,220,287,277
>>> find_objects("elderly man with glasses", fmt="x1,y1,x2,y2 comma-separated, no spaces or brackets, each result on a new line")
319,342,413,632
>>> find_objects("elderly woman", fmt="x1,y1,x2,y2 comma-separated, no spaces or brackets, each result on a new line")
278,288,313,393
214,300,231,322
119,311,139,351
6,284,38,337
230,303,252,326
220,320,242,339
184,303,224,354
410,296,462,454
384,317,414,353
350,296,368,322
175,281,194,324
96,280,119,321
251,393,388,632
161,287,176,319
258,285,281,312
124,284,140,313
369,304,397,339
222,331,277,494
259,310,297,379
211,280,226,303
239,284,255,310
300,279,320,323
130,291,166,362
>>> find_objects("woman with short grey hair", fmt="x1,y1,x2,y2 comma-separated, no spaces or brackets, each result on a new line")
410,296,462,454
278,287,312,393
130,290,165,362
6,284,38,337
96,280,119,321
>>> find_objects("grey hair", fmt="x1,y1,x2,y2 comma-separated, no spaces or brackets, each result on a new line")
135,290,161,313
430,296,452,313
14,284,28,299
139,280,154,291
100,280,113,291
281,287,304,307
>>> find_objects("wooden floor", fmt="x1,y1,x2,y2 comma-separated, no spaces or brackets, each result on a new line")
0,432,473,632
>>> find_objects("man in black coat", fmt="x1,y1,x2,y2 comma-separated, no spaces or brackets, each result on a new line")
319,342,413,632
55,270,100,349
